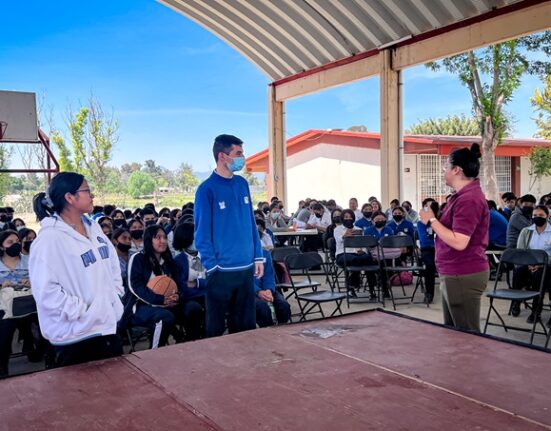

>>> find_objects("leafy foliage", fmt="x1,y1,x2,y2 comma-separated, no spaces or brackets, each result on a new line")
406,115,480,136
532,75,551,139
529,146,551,190
127,171,156,198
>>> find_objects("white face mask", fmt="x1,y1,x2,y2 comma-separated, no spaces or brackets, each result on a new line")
16,226,24,232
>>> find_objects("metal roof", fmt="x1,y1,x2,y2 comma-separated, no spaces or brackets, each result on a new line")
159,0,523,81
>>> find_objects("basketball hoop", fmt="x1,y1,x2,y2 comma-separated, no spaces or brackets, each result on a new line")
0,121,7,140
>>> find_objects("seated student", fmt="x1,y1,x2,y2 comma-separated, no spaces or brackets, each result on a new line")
500,192,516,221
111,228,132,289
507,194,536,249
128,218,145,254
100,222,113,240
157,208,172,235
127,225,195,347
324,208,342,249
402,201,419,224
516,205,551,326
0,230,43,377
255,249,291,327
334,210,376,298
385,199,400,220
140,208,157,228
370,200,383,214
488,200,508,249
303,202,331,252
355,203,373,233
18,228,36,256
364,212,394,241
111,209,128,229
348,198,363,222
254,210,276,245
387,206,415,241
12,218,26,231
266,203,288,232
256,219,274,251
171,223,206,341
417,198,439,304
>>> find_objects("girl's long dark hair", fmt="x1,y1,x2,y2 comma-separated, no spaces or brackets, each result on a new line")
142,225,177,278
33,172,84,221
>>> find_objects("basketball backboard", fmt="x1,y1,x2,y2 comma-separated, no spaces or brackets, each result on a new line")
0,90,39,142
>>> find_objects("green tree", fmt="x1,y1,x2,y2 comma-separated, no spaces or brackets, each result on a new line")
347,125,368,132
406,114,480,136
176,163,199,192
242,170,260,187
127,171,156,198
428,32,551,203
52,96,118,197
528,146,551,192
0,144,12,200
532,75,551,139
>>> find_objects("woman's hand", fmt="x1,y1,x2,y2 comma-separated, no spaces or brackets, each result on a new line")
1,281,13,289
163,293,179,306
187,280,197,289
20,279,31,287
419,207,435,225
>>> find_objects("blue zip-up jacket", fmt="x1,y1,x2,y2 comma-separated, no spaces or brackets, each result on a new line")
387,219,415,240
489,208,508,246
355,217,373,233
173,252,206,301
254,249,276,294
364,226,394,241
417,221,435,249
194,171,264,274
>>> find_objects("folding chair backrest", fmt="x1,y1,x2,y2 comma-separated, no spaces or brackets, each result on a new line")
379,234,414,249
272,246,301,263
285,252,323,271
343,235,379,249
327,237,337,261
499,248,548,266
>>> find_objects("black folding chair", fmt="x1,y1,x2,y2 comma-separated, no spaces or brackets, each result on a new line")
342,235,383,307
325,237,345,292
483,248,548,344
271,246,302,298
379,235,426,310
284,252,346,321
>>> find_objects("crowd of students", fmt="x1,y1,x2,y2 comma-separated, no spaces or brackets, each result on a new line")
2,170,550,377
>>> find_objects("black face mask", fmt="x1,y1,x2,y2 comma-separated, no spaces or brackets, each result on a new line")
393,215,404,223
403,206,411,212
262,208,269,214
343,219,354,229
0,215,7,223
117,242,132,253
521,207,534,218
23,240,32,253
5,243,21,257
113,219,127,228
6,215,13,222
533,216,547,227
362,211,372,219
105,233,113,240
314,212,323,218
332,216,342,225
375,221,386,229
130,229,144,240
145,220,156,227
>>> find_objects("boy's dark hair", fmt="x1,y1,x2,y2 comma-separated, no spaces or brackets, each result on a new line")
103,205,115,217
255,218,266,229
535,205,550,216
212,134,243,162
172,222,195,251
123,209,132,219
502,192,516,201
140,207,156,217
519,194,537,204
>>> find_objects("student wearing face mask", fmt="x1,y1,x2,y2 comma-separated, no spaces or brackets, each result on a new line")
111,228,133,289
507,194,536,249
303,203,331,252
355,203,373,233
12,218,26,231
516,205,551,326
364,211,393,241
111,209,128,229
18,228,37,256
387,206,415,241
141,208,157,228
324,209,343,249
194,134,264,338
0,209,9,230
401,201,419,224
334,210,376,298
256,219,274,251
128,219,145,254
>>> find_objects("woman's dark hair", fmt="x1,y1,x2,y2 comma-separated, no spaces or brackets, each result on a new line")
392,206,405,215
128,218,144,230
449,143,482,178
18,228,36,242
341,209,356,222
330,208,342,218
103,205,115,217
534,205,550,216
269,203,281,211
123,209,132,219
12,218,25,227
0,230,19,257
97,216,112,226
112,209,125,219
112,227,129,241
142,225,174,276
487,200,498,211
33,172,85,221
172,223,194,251
255,218,266,230
371,211,387,220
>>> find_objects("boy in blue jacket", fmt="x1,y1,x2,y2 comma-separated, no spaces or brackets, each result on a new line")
255,249,291,327
195,134,265,337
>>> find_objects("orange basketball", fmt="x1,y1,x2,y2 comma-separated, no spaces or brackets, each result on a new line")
147,275,178,297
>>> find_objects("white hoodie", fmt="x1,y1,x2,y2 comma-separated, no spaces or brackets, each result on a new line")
29,214,124,345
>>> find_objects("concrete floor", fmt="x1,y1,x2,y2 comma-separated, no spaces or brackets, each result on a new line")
6,273,550,378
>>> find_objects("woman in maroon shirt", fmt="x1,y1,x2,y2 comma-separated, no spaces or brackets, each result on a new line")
420,144,489,332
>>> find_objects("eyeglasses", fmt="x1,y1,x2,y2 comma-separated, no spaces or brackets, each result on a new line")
75,188,93,195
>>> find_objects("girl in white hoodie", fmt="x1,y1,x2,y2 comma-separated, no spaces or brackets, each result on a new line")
29,172,124,367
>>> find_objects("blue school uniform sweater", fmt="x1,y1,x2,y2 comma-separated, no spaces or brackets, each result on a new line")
387,219,415,240
355,217,373,233
254,249,276,294
417,221,435,249
489,208,508,246
363,226,394,241
194,171,264,274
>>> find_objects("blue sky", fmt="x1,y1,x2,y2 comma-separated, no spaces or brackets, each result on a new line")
0,0,545,172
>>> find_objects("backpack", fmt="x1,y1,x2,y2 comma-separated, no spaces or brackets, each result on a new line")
389,272,413,286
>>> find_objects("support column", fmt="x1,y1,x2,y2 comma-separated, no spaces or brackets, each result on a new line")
268,84,287,207
379,49,402,206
